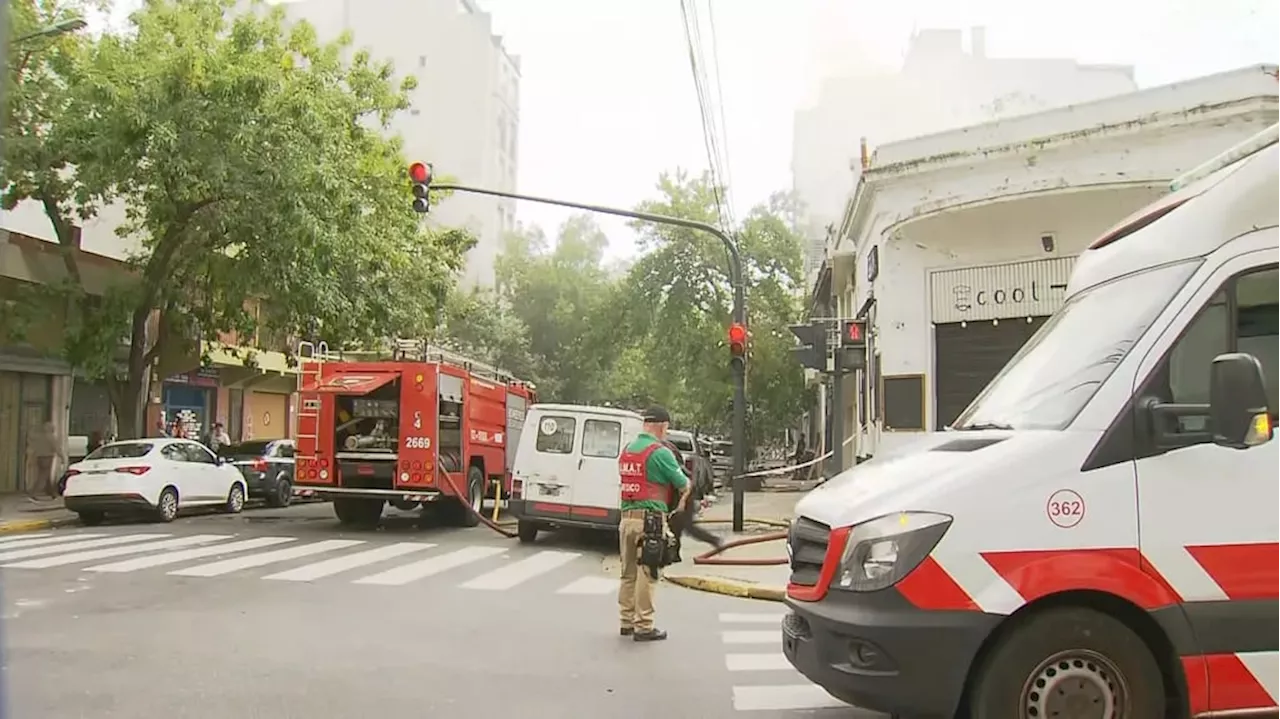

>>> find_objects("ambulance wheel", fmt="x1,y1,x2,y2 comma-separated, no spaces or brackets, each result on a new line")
968,606,1164,719
334,497,383,528
517,520,538,544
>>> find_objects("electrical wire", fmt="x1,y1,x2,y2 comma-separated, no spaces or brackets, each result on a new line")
678,0,730,232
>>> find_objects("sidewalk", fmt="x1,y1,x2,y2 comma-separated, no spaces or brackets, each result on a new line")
661,489,804,603
0,495,80,533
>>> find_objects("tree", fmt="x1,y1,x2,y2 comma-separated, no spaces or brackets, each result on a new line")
4,0,472,437
605,171,811,438
492,216,622,402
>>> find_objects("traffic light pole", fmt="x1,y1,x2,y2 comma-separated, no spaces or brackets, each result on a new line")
431,182,752,532
830,346,844,474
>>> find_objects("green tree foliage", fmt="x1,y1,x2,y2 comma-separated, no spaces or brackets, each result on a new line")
3,0,471,437
441,172,810,441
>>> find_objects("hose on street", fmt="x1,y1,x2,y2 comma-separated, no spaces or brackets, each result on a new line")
434,464,520,538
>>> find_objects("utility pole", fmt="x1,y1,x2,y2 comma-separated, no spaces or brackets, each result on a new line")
788,316,866,475
424,179,753,532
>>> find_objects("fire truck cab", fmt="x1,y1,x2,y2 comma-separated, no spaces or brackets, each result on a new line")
783,126,1279,718
293,339,534,528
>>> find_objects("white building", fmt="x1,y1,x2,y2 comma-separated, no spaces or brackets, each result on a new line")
280,0,520,289
823,64,1278,467
792,27,1139,286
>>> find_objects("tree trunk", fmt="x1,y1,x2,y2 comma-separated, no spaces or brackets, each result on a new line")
115,304,155,440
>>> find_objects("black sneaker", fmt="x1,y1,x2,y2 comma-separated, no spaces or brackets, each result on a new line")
633,628,668,642
620,627,634,637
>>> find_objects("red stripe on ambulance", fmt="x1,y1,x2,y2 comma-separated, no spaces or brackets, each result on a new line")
1182,653,1279,714
895,556,979,611
1184,542,1280,601
979,547,1183,610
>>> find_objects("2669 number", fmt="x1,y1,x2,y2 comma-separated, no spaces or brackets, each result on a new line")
404,436,432,450
1048,500,1083,516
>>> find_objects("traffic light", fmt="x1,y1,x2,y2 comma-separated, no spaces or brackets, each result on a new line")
409,162,433,213
841,319,867,348
789,321,828,371
728,322,748,358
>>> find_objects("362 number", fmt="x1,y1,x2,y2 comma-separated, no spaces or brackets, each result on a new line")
1049,500,1082,516
404,436,432,450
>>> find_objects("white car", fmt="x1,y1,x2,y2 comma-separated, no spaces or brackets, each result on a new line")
62,438,249,525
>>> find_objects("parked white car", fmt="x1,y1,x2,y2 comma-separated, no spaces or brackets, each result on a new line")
62,438,249,525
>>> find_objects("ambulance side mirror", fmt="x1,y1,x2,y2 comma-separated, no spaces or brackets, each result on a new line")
1209,353,1273,449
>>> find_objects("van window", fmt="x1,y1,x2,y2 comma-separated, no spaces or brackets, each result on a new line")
1164,265,1278,435
582,419,622,458
535,416,576,454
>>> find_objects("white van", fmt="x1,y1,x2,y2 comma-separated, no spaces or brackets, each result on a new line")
507,404,643,543
783,125,1279,718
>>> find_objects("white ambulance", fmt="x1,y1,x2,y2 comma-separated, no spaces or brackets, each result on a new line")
783,125,1279,719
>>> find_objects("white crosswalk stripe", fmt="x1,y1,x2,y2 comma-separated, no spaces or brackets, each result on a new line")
719,611,852,713
169,539,365,577
2,529,619,597
263,542,435,582
0,534,169,562
3,535,230,569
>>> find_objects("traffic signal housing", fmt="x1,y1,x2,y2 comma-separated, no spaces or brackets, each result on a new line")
841,319,867,348
789,321,828,371
409,162,433,213
728,322,748,357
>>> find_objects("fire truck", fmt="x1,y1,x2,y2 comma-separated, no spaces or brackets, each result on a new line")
292,339,536,527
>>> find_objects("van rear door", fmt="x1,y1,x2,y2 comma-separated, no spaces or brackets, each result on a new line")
571,412,634,517
520,409,581,508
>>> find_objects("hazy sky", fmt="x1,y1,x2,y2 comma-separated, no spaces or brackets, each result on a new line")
474,0,1278,259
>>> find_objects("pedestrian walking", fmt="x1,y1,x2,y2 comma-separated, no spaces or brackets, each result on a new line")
617,406,690,642
24,421,65,502
661,438,723,556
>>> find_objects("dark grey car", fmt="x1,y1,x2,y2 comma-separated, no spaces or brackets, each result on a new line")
219,439,295,507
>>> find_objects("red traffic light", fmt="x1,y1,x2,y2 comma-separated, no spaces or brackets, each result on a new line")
409,162,431,184
728,323,747,345
841,319,867,346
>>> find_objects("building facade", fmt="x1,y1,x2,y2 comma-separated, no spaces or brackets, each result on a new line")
791,26,1139,287
280,0,521,289
822,64,1279,467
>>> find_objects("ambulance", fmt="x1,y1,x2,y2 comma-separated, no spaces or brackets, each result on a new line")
782,124,1279,719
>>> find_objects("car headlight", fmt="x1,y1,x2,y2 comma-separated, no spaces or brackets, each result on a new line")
834,512,952,592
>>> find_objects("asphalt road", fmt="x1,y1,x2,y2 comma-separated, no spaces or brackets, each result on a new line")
0,503,883,719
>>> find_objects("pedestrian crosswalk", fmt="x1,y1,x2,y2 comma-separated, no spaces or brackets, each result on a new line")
719,612,853,713
0,530,618,596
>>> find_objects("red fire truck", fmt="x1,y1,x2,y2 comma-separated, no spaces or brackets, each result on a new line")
292,339,536,527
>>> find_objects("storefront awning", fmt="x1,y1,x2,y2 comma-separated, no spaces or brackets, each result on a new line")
305,372,399,395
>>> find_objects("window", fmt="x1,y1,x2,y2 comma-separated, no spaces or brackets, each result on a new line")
582,419,622,458
535,416,576,454
180,442,217,465
1160,265,1278,435
90,442,153,460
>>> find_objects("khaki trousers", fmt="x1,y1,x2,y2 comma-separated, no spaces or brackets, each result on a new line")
618,510,661,632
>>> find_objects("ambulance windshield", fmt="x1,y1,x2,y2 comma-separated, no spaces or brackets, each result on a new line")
952,260,1200,431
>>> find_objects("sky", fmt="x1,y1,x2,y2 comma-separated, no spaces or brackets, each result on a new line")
100,0,1279,261
471,0,1278,260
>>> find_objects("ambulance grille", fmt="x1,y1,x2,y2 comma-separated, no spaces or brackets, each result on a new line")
788,517,831,586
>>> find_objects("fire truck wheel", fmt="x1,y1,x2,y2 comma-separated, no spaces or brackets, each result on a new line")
517,520,538,544
968,606,1165,719
333,497,383,528
453,466,484,528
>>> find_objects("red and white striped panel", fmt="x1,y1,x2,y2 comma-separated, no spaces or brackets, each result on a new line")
904,544,1280,714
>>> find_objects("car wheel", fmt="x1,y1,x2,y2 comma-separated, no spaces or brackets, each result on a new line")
267,475,292,508
155,487,179,523
78,511,106,526
517,520,538,544
224,483,246,514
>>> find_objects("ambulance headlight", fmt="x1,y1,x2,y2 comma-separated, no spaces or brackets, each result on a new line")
834,512,951,592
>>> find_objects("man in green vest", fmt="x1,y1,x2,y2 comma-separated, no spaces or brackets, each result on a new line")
617,405,690,642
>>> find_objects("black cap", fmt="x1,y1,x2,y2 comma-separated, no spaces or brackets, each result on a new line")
641,405,671,423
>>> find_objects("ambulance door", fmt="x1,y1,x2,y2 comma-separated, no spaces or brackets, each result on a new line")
522,409,581,507
1129,243,1278,710
572,413,630,514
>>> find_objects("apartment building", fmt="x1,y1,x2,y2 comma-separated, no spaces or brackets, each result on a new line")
280,0,521,289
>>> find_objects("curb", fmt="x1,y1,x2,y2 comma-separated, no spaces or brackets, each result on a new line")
0,515,80,534
663,573,787,603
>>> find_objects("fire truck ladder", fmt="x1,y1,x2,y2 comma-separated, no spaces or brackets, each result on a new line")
295,340,341,445
392,338,516,385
